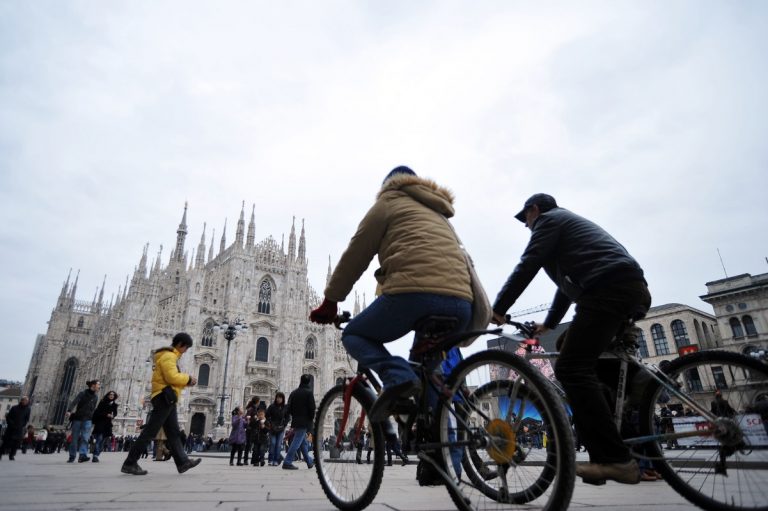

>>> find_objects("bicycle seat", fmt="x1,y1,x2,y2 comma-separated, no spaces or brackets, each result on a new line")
409,316,460,358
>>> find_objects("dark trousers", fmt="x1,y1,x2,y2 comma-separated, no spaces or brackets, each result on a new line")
554,279,651,464
252,439,266,464
124,395,188,468
1,432,21,459
243,431,254,464
230,443,243,464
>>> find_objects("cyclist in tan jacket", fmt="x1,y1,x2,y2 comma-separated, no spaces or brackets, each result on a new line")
310,166,472,421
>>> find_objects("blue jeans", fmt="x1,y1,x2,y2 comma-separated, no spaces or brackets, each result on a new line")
268,430,285,464
283,428,312,466
342,293,471,388
93,433,106,457
69,420,93,459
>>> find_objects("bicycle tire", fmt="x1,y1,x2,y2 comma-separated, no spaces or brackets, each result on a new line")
638,350,768,511
437,350,575,511
314,383,386,511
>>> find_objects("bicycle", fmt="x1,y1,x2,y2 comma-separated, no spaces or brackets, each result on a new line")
313,312,575,511
499,317,768,511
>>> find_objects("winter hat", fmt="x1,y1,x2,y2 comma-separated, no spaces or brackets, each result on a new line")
383,165,416,184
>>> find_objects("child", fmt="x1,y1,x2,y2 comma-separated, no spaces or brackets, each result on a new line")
251,408,270,466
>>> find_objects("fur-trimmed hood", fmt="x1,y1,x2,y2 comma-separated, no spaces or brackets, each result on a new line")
378,173,456,218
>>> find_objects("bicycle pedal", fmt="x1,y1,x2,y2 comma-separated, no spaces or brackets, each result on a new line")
581,477,606,486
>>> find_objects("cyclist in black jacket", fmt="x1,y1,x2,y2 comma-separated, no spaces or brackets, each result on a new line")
492,193,651,485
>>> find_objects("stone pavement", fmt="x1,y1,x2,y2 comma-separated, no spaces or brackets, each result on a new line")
0,451,698,511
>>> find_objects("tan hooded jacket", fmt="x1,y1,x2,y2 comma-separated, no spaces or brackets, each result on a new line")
325,174,472,303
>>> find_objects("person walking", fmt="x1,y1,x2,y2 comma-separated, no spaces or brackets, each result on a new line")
91,390,118,462
309,166,473,422
282,374,316,470
66,379,100,463
491,193,651,485
120,332,201,476
0,396,30,461
266,392,287,466
229,406,246,466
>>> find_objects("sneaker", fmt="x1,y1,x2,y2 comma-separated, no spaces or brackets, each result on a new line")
369,379,421,422
177,458,202,474
67,457,75,463
307,460,314,469
576,459,640,485
78,456,90,463
92,456,99,463
121,463,148,475
282,463,298,470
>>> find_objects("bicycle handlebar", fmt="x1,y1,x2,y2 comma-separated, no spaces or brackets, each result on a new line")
504,315,537,338
333,311,352,330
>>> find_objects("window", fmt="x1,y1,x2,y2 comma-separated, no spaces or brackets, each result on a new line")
77,316,84,328
305,337,316,359
198,364,210,387
201,320,215,347
52,358,78,424
671,320,690,349
743,316,758,336
636,329,649,358
711,366,728,390
651,324,670,356
258,279,273,314
684,367,704,392
255,337,269,362
729,318,744,338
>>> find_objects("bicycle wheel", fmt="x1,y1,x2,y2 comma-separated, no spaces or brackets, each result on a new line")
313,383,386,511
437,350,575,511
638,350,768,511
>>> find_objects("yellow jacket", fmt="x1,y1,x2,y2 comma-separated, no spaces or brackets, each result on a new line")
151,347,191,400
325,173,472,303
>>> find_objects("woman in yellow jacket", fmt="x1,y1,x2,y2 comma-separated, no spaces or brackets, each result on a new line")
310,166,472,421
121,333,202,475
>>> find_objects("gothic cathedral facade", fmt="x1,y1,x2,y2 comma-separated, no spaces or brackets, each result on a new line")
23,203,357,437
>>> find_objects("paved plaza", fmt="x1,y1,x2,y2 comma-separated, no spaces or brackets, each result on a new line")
0,451,702,511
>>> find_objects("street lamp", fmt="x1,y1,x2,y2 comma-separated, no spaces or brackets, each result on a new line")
213,317,249,427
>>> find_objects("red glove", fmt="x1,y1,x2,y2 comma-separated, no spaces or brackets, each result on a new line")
310,298,338,324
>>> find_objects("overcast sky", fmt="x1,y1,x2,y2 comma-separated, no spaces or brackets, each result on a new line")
1,1,767,382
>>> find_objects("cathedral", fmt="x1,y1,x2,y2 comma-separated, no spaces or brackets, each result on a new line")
23,203,362,437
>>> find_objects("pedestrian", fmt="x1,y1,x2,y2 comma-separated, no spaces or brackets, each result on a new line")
0,396,30,461
243,396,260,465
91,390,118,462
266,392,287,466
66,379,100,463
491,193,651,485
120,332,202,476
710,390,736,418
251,407,269,466
309,166,473,421
282,374,316,470
229,406,246,466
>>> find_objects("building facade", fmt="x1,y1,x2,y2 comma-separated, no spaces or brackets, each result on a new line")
23,204,356,437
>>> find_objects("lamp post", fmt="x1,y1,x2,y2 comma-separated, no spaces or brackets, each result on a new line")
214,317,248,427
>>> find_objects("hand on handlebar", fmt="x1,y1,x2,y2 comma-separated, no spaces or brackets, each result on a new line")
491,312,506,325
532,322,550,337
309,298,338,324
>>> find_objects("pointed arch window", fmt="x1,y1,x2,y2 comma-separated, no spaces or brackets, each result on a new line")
651,324,670,356
201,319,215,347
256,337,269,362
729,318,744,338
198,364,210,387
671,320,690,349
636,329,649,358
305,337,316,359
258,279,273,314
743,316,758,336
77,316,84,328
52,358,78,425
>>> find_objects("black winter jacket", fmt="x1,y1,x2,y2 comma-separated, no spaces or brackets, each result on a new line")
4,403,31,437
494,207,645,328
92,398,118,436
265,402,288,433
68,389,98,421
286,382,316,430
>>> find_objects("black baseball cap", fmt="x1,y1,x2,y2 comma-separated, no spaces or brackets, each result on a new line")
514,193,558,222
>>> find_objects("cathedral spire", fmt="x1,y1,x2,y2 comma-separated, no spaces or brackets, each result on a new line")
97,274,106,306
235,201,245,248
138,243,149,276
60,268,72,299
246,204,255,249
155,245,163,273
219,219,227,255
326,256,332,286
123,275,128,301
196,223,207,269
353,291,361,316
362,293,367,310
188,249,195,271
208,228,215,262
288,216,296,261
298,218,306,264
69,269,80,300
175,202,188,262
